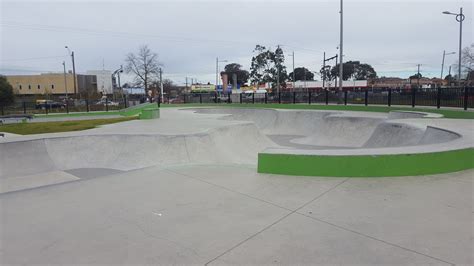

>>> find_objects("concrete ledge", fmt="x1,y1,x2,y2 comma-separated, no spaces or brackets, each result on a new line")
139,108,160,119
258,148,474,177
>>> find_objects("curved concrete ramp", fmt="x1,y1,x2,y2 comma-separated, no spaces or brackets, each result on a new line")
1,107,472,182
0,122,273,180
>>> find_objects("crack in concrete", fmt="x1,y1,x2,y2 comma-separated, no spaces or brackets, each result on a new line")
203,178,350,265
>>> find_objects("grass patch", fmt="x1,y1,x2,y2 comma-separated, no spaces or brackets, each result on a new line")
258,148,474,177
160,103,474,119
0,116,137,135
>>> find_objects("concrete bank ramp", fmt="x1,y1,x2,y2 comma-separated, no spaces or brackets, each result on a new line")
190,108,460,148
0,122,274,180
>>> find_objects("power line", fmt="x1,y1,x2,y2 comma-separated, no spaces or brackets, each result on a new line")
0,55,66,62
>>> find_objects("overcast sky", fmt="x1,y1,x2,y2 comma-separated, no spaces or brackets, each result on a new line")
1,0,472,85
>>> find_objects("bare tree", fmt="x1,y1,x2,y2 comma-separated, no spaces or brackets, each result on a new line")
461,43,473,72
124,45,161,94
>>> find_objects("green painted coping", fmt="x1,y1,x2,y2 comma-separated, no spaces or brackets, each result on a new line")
258,148,474,177
120,103,157,117
139,108,160,119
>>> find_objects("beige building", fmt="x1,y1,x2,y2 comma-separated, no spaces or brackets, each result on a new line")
6,73,97,95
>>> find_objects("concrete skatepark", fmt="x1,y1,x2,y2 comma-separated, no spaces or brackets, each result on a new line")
0,107,473,264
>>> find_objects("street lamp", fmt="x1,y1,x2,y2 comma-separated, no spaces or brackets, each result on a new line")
65,46,77,94
216,57,228,89
441,51,456,80
442,8,465,85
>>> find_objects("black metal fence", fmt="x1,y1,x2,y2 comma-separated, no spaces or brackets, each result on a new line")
164,87,474,110
1,87,473,116
0,94,144,116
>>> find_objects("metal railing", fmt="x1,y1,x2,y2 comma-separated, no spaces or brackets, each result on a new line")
162,87,473,110
1,87,472,116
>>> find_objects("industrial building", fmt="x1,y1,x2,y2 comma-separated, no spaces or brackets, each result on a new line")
6,73,97,96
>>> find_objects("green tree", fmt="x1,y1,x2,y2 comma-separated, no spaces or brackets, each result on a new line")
0,75,14,108
223,63,250,85
330,61,377,80
288,67,314,81
409,73,422,79
250,45,287,88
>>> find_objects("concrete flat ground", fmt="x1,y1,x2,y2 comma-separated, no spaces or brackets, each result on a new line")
1,164,472,265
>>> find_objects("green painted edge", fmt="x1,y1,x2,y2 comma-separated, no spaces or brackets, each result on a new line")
258,148,474,177
139,108,160,119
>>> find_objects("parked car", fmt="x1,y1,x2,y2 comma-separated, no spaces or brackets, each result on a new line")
95,99,120,106
35,100,66,109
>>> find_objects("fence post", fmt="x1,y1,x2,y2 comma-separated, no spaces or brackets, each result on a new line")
66,100,69,114
252,93,255,104
23,101,27,114
105,98,109,112
124,95,128,108
265,93,268,104
278,92,281,104
45,104,48,115
240,93,243,104
157,95,161,108
411,88,416,108
388,88,392,107
344,91,348,105
308,91,312,105
436,88,441,109
293,92,296,104
199,94,202,104
215,92,218,103
1,105,3,116
86,98,90,112
364,89,368,106
464,87,468,110
325,90,329,105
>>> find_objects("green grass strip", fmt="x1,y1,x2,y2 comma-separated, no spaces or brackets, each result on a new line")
258,148,474,177
0,116,137,135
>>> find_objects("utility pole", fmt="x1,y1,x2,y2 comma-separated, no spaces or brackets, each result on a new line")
277,66,280,95
457,7,463,85
339,0,344,92
216,57,218,87
417,64,421,88
159,68,163,103
335,54,339,89
65,46,77,94
441,50,446,80
62,61,68,99
292,51,295,91
322,52,326,89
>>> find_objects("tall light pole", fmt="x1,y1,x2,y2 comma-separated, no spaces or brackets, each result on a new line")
159,68,163,103
339,0,344,92
288,52,295,91
62,61,68,99
65,46,77,94
443,8,465,85
441,50,456,79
